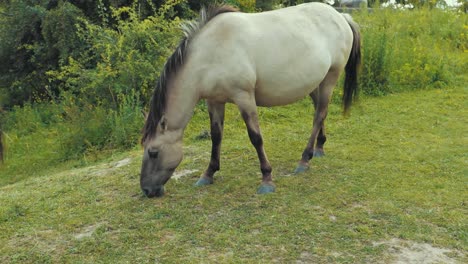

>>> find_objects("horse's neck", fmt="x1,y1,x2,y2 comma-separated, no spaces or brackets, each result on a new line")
164,80,199,136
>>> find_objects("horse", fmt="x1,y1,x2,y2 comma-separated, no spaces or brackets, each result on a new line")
140,3,361,198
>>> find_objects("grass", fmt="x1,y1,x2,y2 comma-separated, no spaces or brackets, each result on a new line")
1,87,467,263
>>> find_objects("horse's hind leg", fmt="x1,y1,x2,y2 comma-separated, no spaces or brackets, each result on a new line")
311,91,326,158
235,93,275,194
295,70,340,174
195,101,225,186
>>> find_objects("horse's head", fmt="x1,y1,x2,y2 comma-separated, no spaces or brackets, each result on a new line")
140,117,183,198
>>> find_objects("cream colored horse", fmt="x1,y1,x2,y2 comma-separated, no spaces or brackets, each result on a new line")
140,3,361,197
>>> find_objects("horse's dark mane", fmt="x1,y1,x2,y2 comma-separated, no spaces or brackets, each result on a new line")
142,5,238,144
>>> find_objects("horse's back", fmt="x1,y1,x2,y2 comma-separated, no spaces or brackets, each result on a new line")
186,3,354,106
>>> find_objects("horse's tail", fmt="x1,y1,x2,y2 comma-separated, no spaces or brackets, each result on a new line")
342,14,361,114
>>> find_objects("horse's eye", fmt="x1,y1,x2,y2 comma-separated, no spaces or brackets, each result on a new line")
148,149,159,159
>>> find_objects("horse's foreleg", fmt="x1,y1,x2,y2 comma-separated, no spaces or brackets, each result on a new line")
236,95,275,194
195,102,225,186
311,91,327,158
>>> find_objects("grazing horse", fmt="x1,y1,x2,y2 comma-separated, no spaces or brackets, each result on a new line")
140,3,361,197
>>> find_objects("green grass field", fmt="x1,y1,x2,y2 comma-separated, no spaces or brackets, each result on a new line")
1,87,466,263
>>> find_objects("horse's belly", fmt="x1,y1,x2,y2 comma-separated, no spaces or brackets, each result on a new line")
254,69,328,107
254,92,308,107
254,82,320,107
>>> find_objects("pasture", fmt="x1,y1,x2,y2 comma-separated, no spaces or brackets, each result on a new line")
1,87,466,263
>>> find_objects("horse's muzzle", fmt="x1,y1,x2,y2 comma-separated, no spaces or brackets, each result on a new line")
142,185,165,198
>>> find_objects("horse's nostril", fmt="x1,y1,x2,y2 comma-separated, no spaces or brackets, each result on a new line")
142,186,164,198
142,188,154,198
155,186,165,197
141,185,164,198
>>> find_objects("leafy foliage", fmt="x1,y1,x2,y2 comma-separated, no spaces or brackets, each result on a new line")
0,1,47,106
0,0,189,107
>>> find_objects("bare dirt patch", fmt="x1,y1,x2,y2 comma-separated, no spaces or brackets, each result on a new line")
113,158,132,168
172,169,199,180
374,238,463,264
87,158,133,176
74,223,103,240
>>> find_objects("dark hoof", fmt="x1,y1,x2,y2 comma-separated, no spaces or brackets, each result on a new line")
194,177,213,187
294,164,309,174
313,150,325,158
257,183,275,194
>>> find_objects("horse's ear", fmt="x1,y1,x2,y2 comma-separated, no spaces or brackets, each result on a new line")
157,115,167,134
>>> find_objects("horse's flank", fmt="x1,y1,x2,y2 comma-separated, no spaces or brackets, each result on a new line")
141,5,239,144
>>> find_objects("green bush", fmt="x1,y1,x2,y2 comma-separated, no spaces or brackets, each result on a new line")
48,3,182,103
0,1,47,106
42,1,86,65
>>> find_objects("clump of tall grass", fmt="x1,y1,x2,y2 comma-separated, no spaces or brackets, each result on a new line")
355,7,467,95
0,91,144,185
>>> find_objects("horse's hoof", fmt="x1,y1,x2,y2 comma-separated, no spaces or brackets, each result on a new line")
194,177,213,187
313,150,325,158
294,164,309,174
257,183,275,194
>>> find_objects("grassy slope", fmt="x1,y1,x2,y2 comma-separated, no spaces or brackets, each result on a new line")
0,87,466,263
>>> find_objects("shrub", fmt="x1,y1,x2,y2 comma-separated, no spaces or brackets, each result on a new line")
0,1,47,106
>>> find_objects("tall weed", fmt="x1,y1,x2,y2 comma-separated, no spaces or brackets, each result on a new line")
108,91,144,150
359,11,391,95
354,7,467,95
